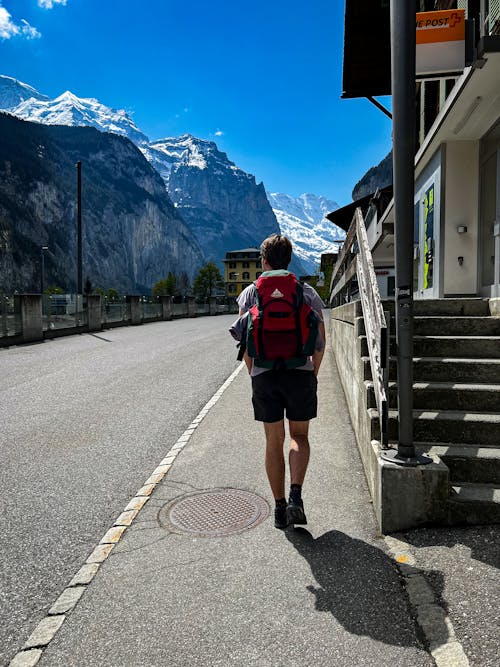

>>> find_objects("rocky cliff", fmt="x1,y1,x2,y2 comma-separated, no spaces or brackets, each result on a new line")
0,113,204,293
145,135,304,270
352,151,393,201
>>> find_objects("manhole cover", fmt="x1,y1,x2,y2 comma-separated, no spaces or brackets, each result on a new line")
158,488,270,537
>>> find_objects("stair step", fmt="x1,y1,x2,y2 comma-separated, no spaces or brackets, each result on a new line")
413,336,500,359
367,381,500,412
379,409,500,445
380,298,491,317
360,335,500,359
414,316,500,336
384,357,500,383
446,483,500,525
415,443,500,484
414,299,491,316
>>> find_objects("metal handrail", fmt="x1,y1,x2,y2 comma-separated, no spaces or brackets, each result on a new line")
330,207,389,446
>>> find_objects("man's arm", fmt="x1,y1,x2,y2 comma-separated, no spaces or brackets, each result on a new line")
312,321,326,377
243,349,252,374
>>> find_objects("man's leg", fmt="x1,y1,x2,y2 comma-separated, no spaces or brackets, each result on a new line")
287,420,310,525
289,420,310,485
263,420,286,499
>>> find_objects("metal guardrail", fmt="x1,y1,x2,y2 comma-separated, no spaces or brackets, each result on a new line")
142,302,162,319
330,207,390,446
102,301,130,325
0,294,240,346
0,294,21,337
42,294,87,331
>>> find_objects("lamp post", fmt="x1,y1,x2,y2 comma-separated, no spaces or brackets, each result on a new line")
40,246,48,296
76,161,83,295
381,0,431,467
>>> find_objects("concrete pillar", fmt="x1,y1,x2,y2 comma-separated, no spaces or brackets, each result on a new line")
209,296,217,315
126,295,142,325
86,295,102,332
188,296,196,318
15,294,43,343
160,295,173,321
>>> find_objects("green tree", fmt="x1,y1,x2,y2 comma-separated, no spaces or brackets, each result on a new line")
95,287,120,302
152,272,177,296
107,288,120,302
192,262,224,300
45,285,63,295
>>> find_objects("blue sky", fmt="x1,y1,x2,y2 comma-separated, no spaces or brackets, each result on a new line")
0,0,392,206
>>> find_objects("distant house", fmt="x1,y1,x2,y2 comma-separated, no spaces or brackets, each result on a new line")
222,247,262,297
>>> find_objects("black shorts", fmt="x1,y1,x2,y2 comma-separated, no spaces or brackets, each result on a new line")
251,370,318,423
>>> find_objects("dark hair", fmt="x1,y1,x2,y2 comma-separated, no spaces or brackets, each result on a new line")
260,234,292,270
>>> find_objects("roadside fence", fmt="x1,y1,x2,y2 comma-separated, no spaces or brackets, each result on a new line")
0,294,239,348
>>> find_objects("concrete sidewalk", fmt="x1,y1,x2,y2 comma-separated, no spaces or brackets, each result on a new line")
11,344,498,666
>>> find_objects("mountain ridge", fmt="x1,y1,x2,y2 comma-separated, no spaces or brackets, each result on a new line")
267,192,344,274
0,112,203,293
0,75,344,279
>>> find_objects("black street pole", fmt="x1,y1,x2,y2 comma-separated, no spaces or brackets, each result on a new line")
382,0,431,467
76,161,83,295
40,248,45,296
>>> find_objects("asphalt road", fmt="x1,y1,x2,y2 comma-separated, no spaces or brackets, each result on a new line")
0,316,239,665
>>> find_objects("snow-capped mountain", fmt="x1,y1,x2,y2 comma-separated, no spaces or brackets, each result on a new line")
1,75,337,277
144,134,304,272
267,192,344,274
143,134,256,191
3,81,149,145
0,74,49,109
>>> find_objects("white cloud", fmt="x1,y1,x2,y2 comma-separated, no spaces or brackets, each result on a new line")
0,6,20,39
21,19,41,39
0,4,41,40
38,0,67,8
215,130,224,137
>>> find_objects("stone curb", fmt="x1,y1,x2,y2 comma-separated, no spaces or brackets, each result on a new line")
383,535,470,667
8,363,245,667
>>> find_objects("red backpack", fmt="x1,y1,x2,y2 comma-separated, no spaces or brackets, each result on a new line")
246,270,319,370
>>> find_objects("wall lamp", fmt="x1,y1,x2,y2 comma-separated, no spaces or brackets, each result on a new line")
457,225,468,234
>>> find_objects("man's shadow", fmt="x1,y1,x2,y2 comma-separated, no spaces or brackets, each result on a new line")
285,528,446,647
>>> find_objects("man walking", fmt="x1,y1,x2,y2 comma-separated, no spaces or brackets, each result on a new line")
236,234,325,529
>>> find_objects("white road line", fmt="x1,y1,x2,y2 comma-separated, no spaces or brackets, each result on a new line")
8,362,245,667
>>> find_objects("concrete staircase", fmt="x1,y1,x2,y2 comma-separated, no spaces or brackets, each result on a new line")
364,298,500,525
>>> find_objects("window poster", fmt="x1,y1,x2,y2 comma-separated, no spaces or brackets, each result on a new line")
423,184,435,289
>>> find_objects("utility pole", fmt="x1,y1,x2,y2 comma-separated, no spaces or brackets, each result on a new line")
40,246,48,296
381,0,431,467
76,161,83,295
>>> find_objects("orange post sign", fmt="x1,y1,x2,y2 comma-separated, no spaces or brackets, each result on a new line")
416,9,465,76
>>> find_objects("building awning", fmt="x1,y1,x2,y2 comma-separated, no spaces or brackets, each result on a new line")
326,185,393,232
342,0,391,99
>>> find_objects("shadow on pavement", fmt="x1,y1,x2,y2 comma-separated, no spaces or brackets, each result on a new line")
285,527,445,648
